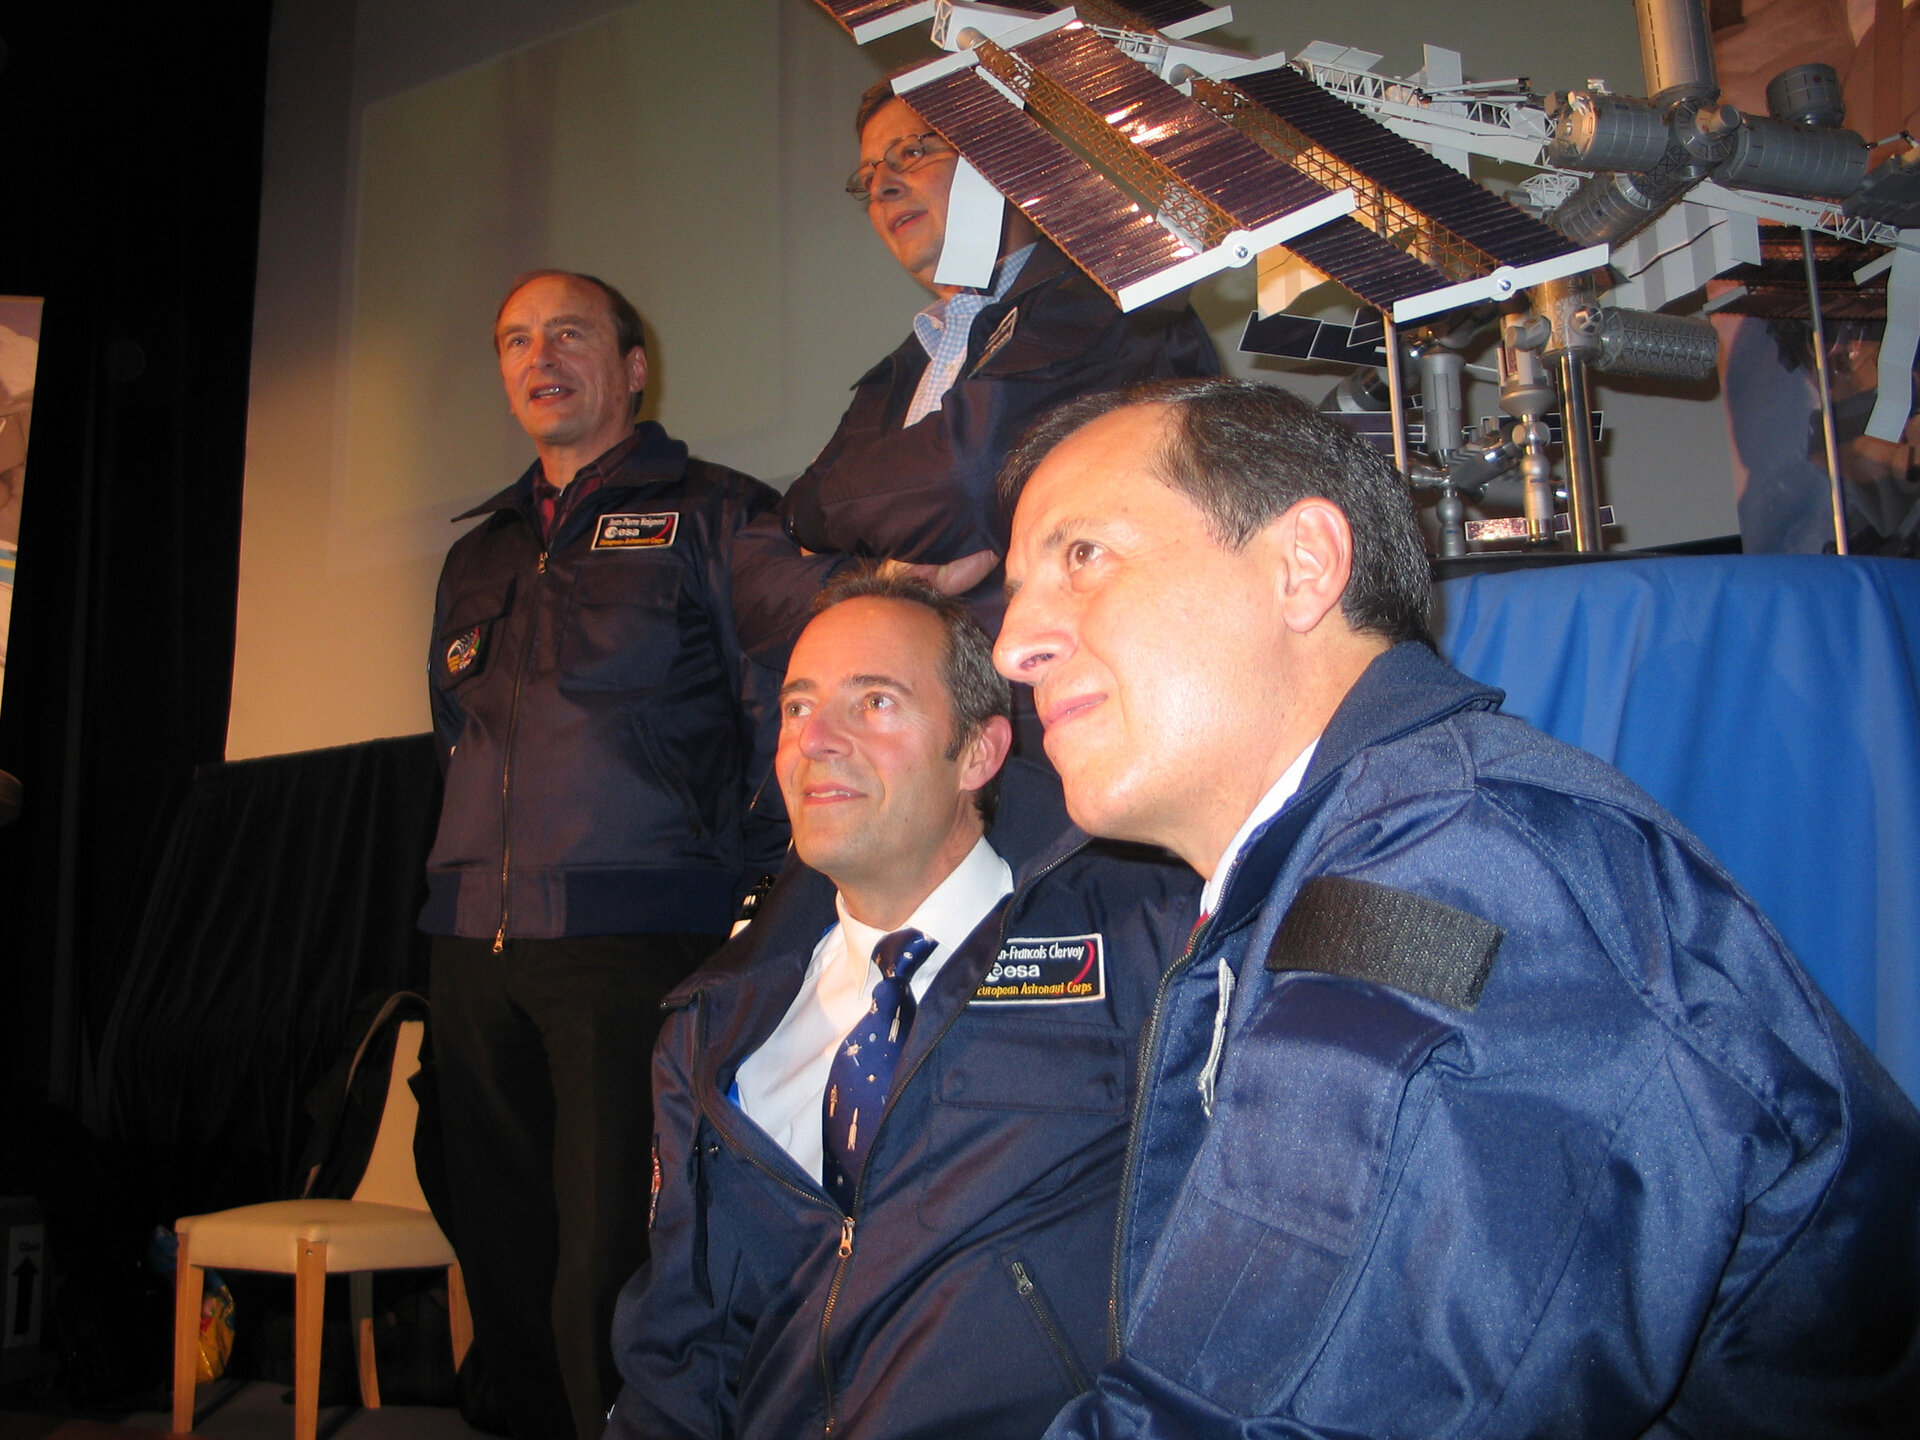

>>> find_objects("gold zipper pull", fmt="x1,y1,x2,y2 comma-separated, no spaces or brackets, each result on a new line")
838,1215,855,1258
493,926,506,954
537,551,549,575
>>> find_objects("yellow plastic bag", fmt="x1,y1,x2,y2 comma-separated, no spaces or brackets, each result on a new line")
197,1285,235,1383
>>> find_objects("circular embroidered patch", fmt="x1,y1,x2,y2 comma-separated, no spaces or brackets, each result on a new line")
445,626,482,677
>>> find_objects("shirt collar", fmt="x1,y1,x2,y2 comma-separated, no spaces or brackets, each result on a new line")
534,422,650,497
1199,738,1320,919
912,242,1038,357
835,835,1013,970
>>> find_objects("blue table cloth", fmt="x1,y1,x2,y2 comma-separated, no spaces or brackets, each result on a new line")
1439,555,1920,1101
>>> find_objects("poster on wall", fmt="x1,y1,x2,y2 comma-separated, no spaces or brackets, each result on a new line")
0,296,42,715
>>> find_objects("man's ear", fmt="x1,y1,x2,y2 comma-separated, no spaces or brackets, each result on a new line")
1270,498,1354,636
959,714,1013,797
626,347,649,399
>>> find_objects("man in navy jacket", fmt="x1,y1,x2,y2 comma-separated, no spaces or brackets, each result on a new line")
729,81,1219,668
607,569,1199,1438
993,377,1920,1437
424,271,777,1440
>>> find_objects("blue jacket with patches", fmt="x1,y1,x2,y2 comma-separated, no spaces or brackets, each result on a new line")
421,423,780,941
1050,642,1920,1440
606,763,1202,1439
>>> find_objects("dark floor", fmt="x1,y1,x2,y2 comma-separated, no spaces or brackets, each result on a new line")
2,1380,485,1440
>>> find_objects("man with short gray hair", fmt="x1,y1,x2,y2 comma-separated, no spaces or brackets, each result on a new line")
994,376,1920,1437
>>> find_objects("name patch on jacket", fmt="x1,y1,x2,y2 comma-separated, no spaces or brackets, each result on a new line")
972,933,1105,1004
592,511,679,549
444,626,483,677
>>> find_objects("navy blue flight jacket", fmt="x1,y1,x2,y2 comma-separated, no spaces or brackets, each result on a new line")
422,423,779,941
730,241,1221,664
607,762,1202,1439
1051,643,1920,1440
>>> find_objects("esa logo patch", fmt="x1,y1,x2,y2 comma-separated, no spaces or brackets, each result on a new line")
592,511,679,549
444,626,482,677
972,932,1105,1005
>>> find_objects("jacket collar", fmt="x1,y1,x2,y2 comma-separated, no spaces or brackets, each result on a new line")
1209,642,1503,935
451,420,692,522
668,757,1084,1011
852,240,1083,392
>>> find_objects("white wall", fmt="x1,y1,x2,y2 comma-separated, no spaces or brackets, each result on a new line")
227,0,1737,760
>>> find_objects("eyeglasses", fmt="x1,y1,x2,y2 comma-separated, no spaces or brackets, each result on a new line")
845,132,955,202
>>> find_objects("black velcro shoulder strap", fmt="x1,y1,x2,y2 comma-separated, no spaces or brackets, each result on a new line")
1266,876,1502,1011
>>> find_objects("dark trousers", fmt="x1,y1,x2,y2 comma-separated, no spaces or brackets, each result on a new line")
430,932,720,1440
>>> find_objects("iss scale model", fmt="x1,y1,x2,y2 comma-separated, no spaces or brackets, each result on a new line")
812,0,1920,555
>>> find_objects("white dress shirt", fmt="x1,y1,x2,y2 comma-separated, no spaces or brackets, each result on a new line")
1199,738,1320,919
734,836,1014,1180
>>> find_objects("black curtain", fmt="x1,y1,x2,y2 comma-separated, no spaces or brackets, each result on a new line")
97,736,442,1224
0,7,271,1119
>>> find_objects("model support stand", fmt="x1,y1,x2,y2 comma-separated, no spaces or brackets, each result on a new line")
1801,228,1851,554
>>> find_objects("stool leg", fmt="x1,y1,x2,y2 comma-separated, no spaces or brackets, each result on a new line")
294,1240,327,1440
170,1234,204,1435
447,1261,473,1373
351,1271,381,1409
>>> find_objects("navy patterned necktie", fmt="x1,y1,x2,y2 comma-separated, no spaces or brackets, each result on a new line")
822,927,938,1210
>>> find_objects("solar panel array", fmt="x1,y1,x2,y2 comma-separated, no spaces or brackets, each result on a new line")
811,0,924,38
1282,221,1458,310
812,0,1228,33
1127,0,1226,25
1015,27,1455,308
1015,26,1328,229
1084,0,1228,29
1229,64,1582,268
906,65,1195,300
1239,312,1388,365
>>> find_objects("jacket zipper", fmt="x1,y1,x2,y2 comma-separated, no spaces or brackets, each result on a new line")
493,546,549,952
1106,868,1231,1355
680,990,850,1438
817,840,1086,1434
1010,1260,1092,1393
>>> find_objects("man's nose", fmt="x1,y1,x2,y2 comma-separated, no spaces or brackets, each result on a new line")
994,591,1065,685
795,706,848,758
870,163,908,204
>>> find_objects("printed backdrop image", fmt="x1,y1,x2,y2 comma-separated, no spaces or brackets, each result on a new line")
0,296,43,715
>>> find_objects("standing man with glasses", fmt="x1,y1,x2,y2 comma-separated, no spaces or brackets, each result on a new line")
604,568,1199,1439
730,79,1220,676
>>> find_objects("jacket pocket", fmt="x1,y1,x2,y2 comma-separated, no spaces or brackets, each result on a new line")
1126,975,1458,1415
631,710,709,842
559,559,680,691
934,1019,1128,1115
920,1019,1130,1234
1006,1256,1093,1397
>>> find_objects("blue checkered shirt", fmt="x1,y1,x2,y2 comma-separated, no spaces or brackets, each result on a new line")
903,244,1037,428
